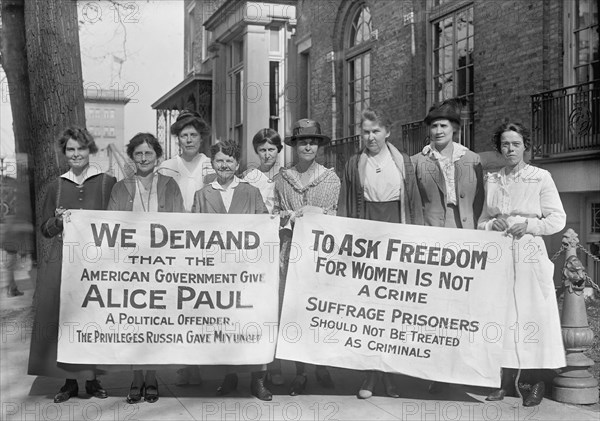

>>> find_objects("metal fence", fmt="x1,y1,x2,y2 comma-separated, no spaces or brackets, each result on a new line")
323,135,361,176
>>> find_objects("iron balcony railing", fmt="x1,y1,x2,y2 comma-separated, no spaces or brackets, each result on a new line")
325,115,475,175
401,120,429,157
531,80,600,160
323,134,361,176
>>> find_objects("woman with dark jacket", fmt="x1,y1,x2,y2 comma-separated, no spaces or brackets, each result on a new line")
337,110,423,224
108,133,184,404
411,98,483,230
337,108,423,399
28,127,116,403
192,140,272,401
108,133,184,214
411,98,484,394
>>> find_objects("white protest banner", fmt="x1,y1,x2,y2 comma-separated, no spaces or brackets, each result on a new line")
57,210,280,365
276,214,513,387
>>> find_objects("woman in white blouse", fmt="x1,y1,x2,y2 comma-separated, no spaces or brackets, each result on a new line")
478,122,566,407
158,110,214,212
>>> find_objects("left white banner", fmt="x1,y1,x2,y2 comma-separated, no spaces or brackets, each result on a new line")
57,210,280,365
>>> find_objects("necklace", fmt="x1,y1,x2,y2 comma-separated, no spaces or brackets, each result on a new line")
136,176,153,212
369,152,388,174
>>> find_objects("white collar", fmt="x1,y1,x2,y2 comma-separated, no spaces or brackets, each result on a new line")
60,164,102,184
210,175,245,191
422,142,468,162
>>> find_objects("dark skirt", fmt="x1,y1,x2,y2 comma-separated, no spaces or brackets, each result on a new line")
364,200,402,223
28,241,94,379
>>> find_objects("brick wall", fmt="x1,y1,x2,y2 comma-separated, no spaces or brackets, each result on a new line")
293,0,565,152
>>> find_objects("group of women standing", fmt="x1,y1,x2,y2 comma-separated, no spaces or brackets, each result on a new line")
29,98,566,408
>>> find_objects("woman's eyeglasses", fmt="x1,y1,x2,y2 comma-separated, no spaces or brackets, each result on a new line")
133,151,156,161
179,133,200,141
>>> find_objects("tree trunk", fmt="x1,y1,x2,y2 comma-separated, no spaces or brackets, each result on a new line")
2,0,85,265
1,0,36,256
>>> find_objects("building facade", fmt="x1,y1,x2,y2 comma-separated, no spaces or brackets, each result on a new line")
291,0,599,283
84,88,130,178
154,0,297,169
155,0,599,279
84,88,129,152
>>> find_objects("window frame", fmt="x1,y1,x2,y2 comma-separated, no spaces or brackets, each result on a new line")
185,3,196,74
564,0,599,85
227,38,245,144
428,2,475,148
343,2,373,137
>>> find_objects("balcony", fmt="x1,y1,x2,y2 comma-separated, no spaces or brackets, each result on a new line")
531,80,600,162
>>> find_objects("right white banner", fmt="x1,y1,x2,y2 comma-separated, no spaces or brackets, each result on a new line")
276,214,514,387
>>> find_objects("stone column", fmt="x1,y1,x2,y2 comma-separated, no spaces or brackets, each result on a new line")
552,229,599,404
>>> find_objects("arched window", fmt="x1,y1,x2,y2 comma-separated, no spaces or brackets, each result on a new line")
345,4,372,136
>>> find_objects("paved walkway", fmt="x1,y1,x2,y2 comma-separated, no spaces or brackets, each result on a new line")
1,258,598,420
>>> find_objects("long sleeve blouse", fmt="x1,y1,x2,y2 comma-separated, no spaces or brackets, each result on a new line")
477,164,566,236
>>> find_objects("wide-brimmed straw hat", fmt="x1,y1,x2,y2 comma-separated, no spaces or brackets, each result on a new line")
284,119,331,146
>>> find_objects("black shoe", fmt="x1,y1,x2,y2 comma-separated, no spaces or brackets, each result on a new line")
54,380,78,403
383,373,400,398
486,368,516,401
7,286,24,297
428,381,447,395
251,372,272,401
315,366,334,389
145,381,159,404
216,373,238,396
289,374,307,396
486,388,506,401
126,382,144,404
523,381,544,407
85,379,108,399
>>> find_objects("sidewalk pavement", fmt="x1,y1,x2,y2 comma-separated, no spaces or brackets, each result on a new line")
1,261,598,420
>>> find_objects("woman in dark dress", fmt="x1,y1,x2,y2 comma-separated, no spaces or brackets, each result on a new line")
337,108,423,399
28,127,116,403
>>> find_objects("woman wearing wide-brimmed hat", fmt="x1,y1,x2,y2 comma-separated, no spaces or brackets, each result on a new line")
274,118,341,396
